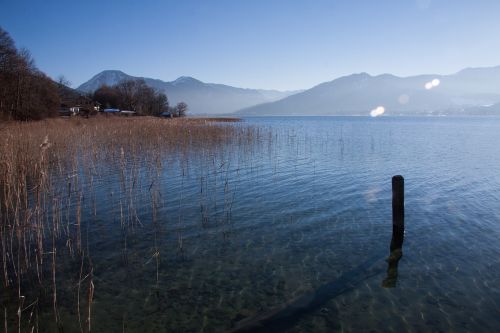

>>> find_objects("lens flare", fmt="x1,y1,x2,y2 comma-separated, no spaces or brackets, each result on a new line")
398,94,410,105
370,106,385,117
425,78,441,90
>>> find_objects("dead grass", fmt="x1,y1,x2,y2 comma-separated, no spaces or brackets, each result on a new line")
0,115,262,332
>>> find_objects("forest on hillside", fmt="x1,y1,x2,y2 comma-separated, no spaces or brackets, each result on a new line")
0,26,59,120
0,26,187,120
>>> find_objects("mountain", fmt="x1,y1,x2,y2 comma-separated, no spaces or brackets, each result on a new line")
236,66,500,116
77,70,132,92
463,102,500,115
77,70,299,114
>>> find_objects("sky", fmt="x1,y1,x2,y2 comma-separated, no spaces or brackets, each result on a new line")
1,0,500,90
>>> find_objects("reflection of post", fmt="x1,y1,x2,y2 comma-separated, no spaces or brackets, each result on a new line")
382,258,401,288
383,175,404,288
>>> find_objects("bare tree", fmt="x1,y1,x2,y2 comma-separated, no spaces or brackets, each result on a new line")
175,102,188,117
0,26,59,120
93,79,171,116
57,75,71,87
153,92,168,116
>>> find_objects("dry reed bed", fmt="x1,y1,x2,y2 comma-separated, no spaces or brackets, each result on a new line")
0,116,262,331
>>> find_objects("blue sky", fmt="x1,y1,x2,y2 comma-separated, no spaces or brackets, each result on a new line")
1,0,499,90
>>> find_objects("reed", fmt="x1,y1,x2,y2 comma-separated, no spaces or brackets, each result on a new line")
0,115,262,331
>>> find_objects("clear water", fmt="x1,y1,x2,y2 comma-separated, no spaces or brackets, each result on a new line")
23,117,500,332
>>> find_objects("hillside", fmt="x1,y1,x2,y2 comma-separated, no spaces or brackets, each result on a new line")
236,66,500,116
78,70,298,114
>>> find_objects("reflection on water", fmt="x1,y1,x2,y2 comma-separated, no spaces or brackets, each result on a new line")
382,250,403,289
5,116,500,332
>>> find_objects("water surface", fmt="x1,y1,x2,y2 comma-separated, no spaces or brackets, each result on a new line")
32,117,500,332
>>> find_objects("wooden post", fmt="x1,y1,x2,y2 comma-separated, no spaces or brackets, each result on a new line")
383,175,405,287
390,175,404,253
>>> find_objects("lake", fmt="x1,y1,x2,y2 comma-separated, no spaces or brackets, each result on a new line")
7,116,500,332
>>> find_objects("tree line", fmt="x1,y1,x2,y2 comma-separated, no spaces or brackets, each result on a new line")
0,26,188,120
93,80,188,117
0,26,59,120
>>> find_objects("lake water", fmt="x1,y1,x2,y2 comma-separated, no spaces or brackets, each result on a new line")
19,116,500,332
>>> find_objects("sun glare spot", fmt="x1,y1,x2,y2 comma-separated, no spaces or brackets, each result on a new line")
370,106,385,117
398,94,410,105
425,78,441,90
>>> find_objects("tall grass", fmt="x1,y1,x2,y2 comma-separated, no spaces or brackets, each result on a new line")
0,116,262,332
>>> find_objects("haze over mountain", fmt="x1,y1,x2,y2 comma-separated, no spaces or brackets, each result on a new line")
78,66,500,116
77,70,299,114
237,66,500,116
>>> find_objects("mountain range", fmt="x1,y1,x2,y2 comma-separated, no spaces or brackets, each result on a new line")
237,66,500,116
78,66,500,116
77,70,299,114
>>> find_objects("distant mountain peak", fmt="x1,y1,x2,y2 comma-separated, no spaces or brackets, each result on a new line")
99,69,127,75
347,72,371,78
375,73,399,79
314,72,371,89
77,70,132,92
237,64,500,116
456,65,500,75
77,70,296,114
172,76,202,85
91,70,130,80
335,72,371,82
